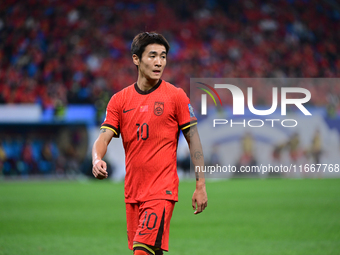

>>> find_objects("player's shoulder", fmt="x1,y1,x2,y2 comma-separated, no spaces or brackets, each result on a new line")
107,83,135,109
162,80,188,98
110,83,135,99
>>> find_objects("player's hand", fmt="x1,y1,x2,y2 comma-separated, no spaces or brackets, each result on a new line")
192,184,208,214
92,159,108,180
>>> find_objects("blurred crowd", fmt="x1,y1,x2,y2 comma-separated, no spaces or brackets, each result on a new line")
0,137,61,176
1,0,340,177
0,0,340,111
0,125,88,177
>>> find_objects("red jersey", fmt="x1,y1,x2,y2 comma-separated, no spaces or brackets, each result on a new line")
101,79,197,203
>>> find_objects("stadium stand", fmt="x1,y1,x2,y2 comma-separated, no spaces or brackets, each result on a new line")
0,0,339,176
1,0,340,106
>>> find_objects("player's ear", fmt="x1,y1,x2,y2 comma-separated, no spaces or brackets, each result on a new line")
132,54,140,66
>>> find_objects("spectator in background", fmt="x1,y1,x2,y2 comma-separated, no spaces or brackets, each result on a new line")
39,140,57,174
310,129,322,165
0,142,7,174
287,132,301,163
20,138,37,175
41,140,54,162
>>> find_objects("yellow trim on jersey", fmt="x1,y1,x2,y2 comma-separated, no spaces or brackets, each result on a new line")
181,122,197,130
100,126,118,136
133,243,155,255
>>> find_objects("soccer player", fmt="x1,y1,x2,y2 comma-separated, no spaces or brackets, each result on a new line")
92,32,208,255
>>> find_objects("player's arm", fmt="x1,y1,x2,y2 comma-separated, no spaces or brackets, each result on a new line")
182,125,208,214
92,128,114,179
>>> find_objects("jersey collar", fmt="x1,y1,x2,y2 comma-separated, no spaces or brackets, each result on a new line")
134,79,162,95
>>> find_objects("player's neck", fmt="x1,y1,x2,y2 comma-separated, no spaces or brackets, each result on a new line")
136,76,160,92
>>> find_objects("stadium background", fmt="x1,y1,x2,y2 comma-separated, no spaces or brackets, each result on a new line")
0,0,339,254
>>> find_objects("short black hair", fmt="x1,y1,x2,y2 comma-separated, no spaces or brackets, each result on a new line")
131,32,170,60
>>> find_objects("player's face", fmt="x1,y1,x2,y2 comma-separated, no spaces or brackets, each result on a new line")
138,44,167,81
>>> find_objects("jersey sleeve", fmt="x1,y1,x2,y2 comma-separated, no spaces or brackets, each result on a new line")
176,88,197,130
101,93,121,138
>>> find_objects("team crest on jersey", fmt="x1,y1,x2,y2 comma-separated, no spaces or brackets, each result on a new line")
154,102,164,116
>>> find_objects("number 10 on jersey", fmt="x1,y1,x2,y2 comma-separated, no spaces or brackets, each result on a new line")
136,123,149,141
